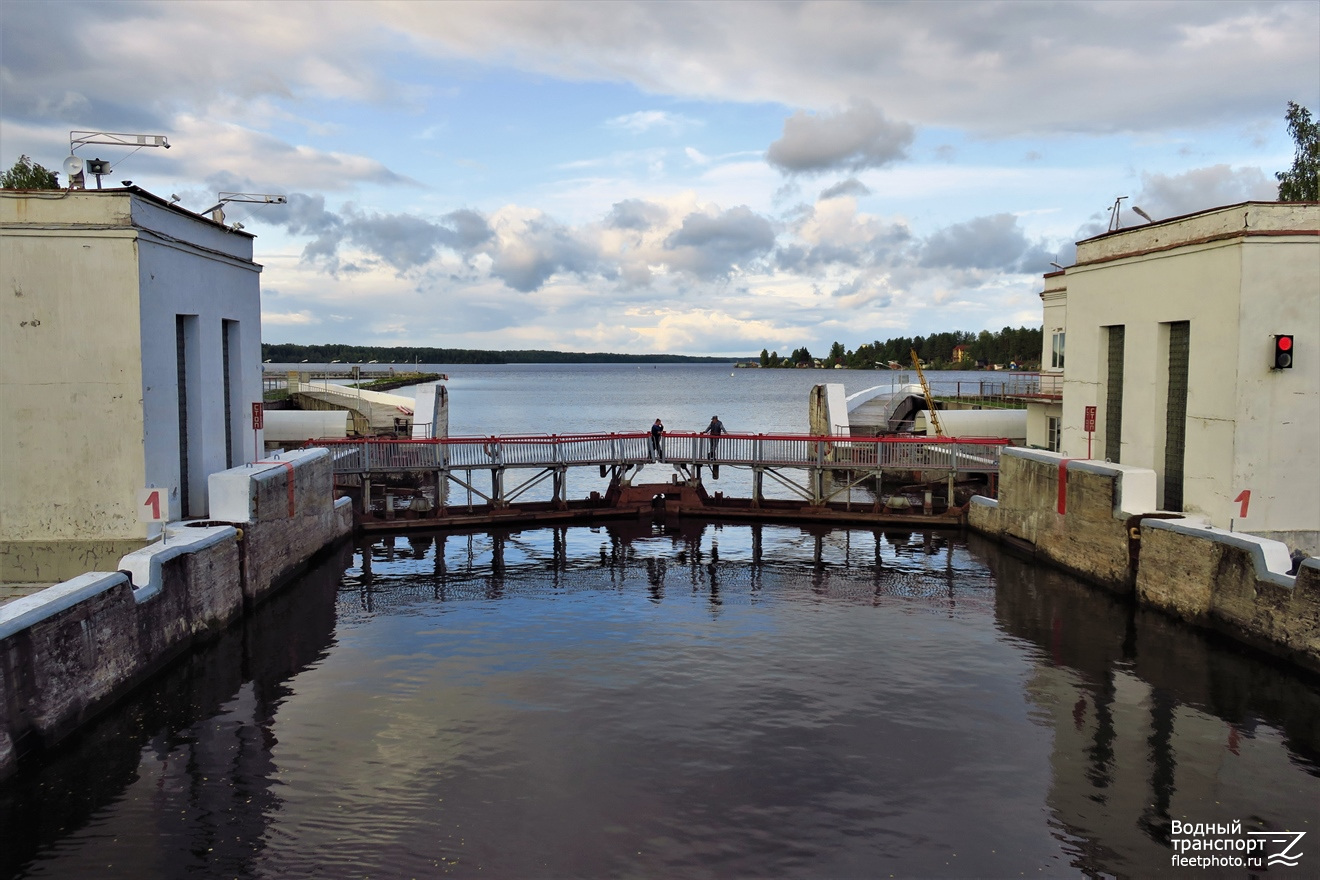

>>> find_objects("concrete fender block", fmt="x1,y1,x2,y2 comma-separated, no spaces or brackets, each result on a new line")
0,572,129,642
1070,461,1157,518
1140,519,1296,585
119,526,237,601
1001,447,1068,468
333,496,353,535
208,448,331,523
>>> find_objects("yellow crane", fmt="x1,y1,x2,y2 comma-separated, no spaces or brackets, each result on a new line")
910,348,946,436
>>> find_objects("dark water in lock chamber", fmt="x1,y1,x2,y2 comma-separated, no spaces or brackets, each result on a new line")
4,520,1318,879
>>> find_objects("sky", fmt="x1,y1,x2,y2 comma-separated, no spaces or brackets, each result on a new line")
2,1,1317,357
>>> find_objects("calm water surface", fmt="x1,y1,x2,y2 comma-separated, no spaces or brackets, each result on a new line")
3,523,1317,879
4,367,1317,878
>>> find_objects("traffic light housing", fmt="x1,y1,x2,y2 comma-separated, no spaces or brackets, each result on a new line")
1273,334,1294,370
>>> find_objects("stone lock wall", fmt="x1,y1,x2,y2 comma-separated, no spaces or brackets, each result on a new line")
0,447,352,780
208,448,354,605
972,447,1319,672
1136,522,1320,672
0,529,239,777
970,448,1157,591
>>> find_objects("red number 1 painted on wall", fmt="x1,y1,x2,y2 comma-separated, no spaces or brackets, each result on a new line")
138,488,168,523
1233,489,1250,518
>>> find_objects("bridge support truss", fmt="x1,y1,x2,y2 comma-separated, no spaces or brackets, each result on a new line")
317,431,1007,528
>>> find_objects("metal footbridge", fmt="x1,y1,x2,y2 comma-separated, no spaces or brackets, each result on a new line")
316,432,1008,526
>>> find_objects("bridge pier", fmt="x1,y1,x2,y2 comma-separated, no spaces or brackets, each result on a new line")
552,467,567,510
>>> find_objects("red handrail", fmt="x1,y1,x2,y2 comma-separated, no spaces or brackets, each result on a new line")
311,432,1011,446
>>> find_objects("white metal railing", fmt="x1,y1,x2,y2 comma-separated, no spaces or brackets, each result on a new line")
316,432,1008,475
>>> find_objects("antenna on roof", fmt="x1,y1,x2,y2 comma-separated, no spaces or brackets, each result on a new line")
62,155,84,189
1107,196,1128,232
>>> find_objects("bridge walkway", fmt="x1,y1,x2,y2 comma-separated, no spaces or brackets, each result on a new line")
315,432,1008,520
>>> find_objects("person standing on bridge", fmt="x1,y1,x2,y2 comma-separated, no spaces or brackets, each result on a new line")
704,415,725,459
651,418,665,459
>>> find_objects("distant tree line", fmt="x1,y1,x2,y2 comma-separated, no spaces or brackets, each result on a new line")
261,343,730,364
759,326,1044,370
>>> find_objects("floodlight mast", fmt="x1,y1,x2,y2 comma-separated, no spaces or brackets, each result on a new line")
65,131,171,190
201,192,289,226
70,131,171,151
217,192,288,205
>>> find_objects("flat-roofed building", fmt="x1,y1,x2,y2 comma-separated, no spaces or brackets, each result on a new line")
1044,201,1318,554
1,187,264,580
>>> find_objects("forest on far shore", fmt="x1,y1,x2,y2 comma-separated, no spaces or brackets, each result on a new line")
761,326,1043,370
263,326,1042,370
261,344,729,364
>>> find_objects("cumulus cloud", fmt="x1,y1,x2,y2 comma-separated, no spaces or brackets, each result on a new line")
282,193,343,237
1133,164,1279,221
487,212,600,292
819,178,872,200
920,213,1054,274
606,198,669,231
830,273,893,310
663,206,776,279
766,99,915,174
776,197,911,272
281,198,493,273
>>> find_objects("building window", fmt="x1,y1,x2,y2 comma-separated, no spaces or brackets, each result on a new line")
1047,416,1061,452
1104,325,1125,463
1163,321,1190,511
1051,331,1065,369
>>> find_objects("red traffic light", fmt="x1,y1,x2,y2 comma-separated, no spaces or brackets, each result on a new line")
1273,334,1294,369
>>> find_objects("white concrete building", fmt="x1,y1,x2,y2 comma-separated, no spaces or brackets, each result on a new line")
1042,201,1319,554
1024,271,1067,452
1,188,264,580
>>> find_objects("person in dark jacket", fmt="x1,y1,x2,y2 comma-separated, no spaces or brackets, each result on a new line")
650,418,665,459
704,415,725,459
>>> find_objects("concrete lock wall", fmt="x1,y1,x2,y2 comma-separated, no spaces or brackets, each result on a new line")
970,448,1157,590
1136,522,1320,672
209,448,353,603
972,447,1320,672
0,449,351,779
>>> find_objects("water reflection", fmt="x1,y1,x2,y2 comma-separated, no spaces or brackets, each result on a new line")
0,543,350,880
2,526,1317,879
982,537,1320,877
346,520,982,617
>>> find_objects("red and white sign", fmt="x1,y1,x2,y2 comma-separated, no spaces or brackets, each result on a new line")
251,402,265,430
138,487,168,522
1083,405,1097,433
